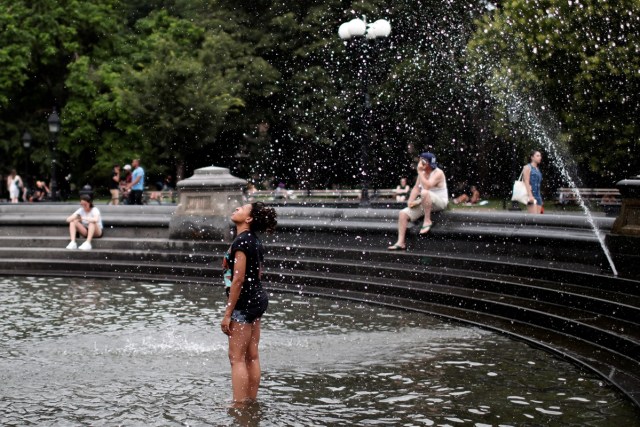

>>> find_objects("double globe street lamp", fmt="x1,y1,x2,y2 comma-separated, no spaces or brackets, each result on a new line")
338,17,391,206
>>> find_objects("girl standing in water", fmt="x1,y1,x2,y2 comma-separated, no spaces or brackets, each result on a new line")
221,202,277,404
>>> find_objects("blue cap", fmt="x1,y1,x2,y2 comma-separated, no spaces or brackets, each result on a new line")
420,152,438,169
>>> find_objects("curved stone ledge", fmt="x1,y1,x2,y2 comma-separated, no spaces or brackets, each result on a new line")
0,204,617,268
0,203,614,231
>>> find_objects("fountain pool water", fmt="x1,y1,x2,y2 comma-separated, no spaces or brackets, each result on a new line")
1,276,637,426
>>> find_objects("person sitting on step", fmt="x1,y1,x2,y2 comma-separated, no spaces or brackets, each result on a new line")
388,152,449,250
453,185,481,205
65,194,103,250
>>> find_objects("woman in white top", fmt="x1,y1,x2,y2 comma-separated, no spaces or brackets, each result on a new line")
65,194,103,250
7,169,23,203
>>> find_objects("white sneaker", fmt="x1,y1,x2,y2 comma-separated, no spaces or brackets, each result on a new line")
66,241,78,250
78,241,92,251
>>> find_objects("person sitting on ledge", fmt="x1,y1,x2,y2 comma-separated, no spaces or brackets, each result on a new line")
65,194,103,251
394,177,411,202
29,180,50,202
388,152,449,250
453,185,481,205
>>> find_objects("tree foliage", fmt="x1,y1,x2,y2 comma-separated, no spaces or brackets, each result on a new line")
467,0,640,184
0,0,637,198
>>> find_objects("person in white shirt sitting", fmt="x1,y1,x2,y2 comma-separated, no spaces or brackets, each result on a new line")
387,152,449,250
65,194,103,250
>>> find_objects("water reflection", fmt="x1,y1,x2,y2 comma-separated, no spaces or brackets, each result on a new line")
0,276,637,426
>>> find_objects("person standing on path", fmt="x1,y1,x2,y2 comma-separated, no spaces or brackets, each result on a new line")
7,169,23,203
109,164,121,205
221,202,277,405
522,150,543,214
127,159,145,205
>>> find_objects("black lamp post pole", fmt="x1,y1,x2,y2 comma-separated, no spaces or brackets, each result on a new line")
507,108,522,211
48,109,61,202
339,18,390,208
50,135,58,201
22,131,31,189
24,149,29,184
359,38,371,207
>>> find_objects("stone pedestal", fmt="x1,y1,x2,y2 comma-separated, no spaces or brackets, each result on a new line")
606,177,640,278
169,166,246,241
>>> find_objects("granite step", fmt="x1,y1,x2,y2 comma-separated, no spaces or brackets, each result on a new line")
270,282,640,407
262,269,640,360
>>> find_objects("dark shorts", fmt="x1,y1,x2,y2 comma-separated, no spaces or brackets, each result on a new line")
129,189,143,205
226,290,268,324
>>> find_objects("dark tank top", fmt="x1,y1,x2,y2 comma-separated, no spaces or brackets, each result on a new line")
224,231,266,310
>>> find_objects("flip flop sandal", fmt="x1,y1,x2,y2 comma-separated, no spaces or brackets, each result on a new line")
387,244,407,251
419,224,432,235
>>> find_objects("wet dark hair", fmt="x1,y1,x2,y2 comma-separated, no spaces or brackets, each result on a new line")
250,202,277,234
80,194,94,208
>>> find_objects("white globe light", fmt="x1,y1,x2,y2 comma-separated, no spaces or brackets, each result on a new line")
348,18,366,37
366,22,378,39
338,22,351,39
372,19,391,37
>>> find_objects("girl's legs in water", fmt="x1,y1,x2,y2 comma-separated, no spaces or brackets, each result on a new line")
228,319,262,403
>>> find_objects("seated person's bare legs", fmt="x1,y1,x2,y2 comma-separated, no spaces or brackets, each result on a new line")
69,220,81,243
388,211,411,249
85,223,103,243
420,189,433,228
453,194,469,204
69,221,102,244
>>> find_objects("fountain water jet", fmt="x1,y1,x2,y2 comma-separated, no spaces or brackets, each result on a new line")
499,84,619,276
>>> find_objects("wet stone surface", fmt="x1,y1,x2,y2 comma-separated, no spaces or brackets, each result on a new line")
0,276,638,426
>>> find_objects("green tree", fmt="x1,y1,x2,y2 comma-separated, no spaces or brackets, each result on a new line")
0,3,32,109
0,0,128,191
119,9,279,179
236,0,488,189
467,0,640,184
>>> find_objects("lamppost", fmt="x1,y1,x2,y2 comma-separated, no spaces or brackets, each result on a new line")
22,131,32,189
338,17,391,206
507,108,522,211
47,109,61,201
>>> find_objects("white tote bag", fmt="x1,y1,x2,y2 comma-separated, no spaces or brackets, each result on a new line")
511,172,529,205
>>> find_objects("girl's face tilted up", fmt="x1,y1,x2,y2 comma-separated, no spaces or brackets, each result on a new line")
230,204,253,226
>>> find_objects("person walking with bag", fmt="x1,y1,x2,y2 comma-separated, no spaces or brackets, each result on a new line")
522,150,543,214
221,202,277,405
